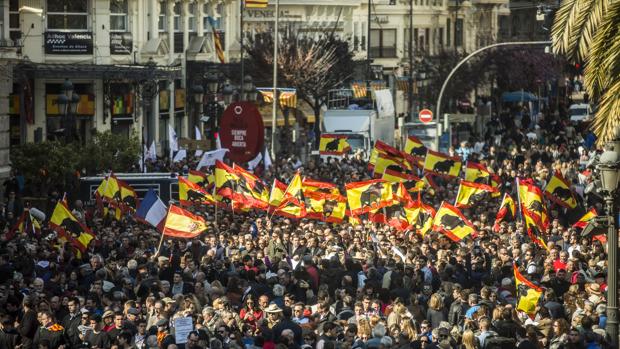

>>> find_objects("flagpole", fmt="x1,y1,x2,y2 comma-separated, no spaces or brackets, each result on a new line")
240,0,245,95
155,231,166,257
213,183,218,226
270,0,280,161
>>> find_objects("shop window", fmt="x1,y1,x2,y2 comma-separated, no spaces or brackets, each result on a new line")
369,29,396,58
47,0,89,31
110,0,128,32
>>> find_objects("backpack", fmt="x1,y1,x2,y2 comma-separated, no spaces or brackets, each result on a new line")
484,335,516,349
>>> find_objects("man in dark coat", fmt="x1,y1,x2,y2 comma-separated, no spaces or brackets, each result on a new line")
17,296,38,349
272,306,303,345
61,297,82,348
32,311,66,349
0,314,20,349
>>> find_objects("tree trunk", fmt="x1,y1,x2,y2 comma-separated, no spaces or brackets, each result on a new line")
313,102,322,146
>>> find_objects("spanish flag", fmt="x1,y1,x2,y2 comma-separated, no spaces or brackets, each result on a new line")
518,178,549,231
368,148,379,172
274,196,306,219
324,195,348,223
404,136,427,159
490,174,502,198
370,204,410,231
162,205,208,239
119,181,139,213
524,209,549,250
268,179,288,208
573,208,597,229
283,173,304,202
405,200,436,237
49,202,94,254
179,177,213,206
544,172,577,209
432,202,476,242
384,174,421,194
245,0,268,8
7,209,42,240
103,174,121,204
215,160,239,200
514,263,543,315
423,150,462,178
464,161,491,184
213,30,225,64
188,170,209,188
374,154,408,179
319,134,351,156
303,191,326,220
302,178,340,197
234,164,269,209
454,180,499,208
346,179,393,215
493,193,516,232
374,140,404,159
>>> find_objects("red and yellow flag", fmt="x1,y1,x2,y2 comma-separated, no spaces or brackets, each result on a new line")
405,200,436,236
215,160,239,200
162,205,208,239
573,208,597,229
454,180,499,208
269,179,288,208
404,135,427,159
302,178,340,197
274,196,306,219
432,202,476,242
188,170,209,188
464,161,491,184
179,177,213,206
49,202,94,254
544,172,577,209
319,134,351,156
514,263,543,315
493,193,516,232
245,0,268,8
283,173,304,202
103,173,121,204
345,179,393,215
423,150,462,178
118,180,138,213
303,191,326,220
323,195,348,223
234,164,269,209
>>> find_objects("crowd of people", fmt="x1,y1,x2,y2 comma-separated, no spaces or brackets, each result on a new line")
0,100,615,349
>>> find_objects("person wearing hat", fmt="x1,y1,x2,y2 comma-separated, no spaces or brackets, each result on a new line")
101,310,115,332
264,304,283,329
155,318,175,349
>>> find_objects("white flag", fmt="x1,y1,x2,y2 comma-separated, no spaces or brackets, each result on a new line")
168,125,178,159
247,152,262,171
196,148,229,170
173,149,187,163
195,126,203,157
264,148,272,169
215,135,222,150
146,141,157,161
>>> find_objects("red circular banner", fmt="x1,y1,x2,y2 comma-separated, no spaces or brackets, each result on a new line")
219,102,265,163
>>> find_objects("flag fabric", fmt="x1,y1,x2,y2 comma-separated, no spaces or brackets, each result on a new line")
524,210,549,250
493,193,517,231
490,174,502,198
188,170,208,187
273,196,306,219
146,141,157,161
383,170,419,185
214,160,239,200
283,173,304,202
264,148,272,169
135,189,168,230
269,179,288,208
162,205,208,238
423,150,462,178
432,202,476,242
245,0,268,8
374,154,410,179
323,195,348,223
234,164,269,209
49,202,94,254
247,152,263,171
173,149,187,163
345,179,393,215
544,172,577,209
514,263,543,315
119,181,139,213
197,148,229,170
213,30,225,63
302,178,340,197
405,200,436,237
303,191,326,220
7,209,42,240
454,180,499,208
319,134,351,156
195,126,203,157
573,208,597,229
179,177,213,206
103,174,121,203
518,178,550,233
168,125,178,158
404,136,427,159
464,161,491,184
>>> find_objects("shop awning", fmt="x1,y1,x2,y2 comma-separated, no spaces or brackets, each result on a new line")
15,62,182,80
258,102,317,127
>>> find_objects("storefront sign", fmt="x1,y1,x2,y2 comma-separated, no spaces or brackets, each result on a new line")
219,102,264,163
44,32,93,54
110,33,133,55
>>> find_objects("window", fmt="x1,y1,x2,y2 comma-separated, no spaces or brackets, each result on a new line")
47,0,89,30
173,3,181,32
438,27,444,46
110,0,128,32
446,19,451,46
188,3,196,31
455,18,463,47
425,28,430,50
158,1,167,32
414,28,419,52
369,29,396,58
9,0,20,41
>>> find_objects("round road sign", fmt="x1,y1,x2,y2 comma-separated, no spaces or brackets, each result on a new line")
419,109,433,123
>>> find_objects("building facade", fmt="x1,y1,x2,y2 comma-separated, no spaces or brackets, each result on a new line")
4,0,508,153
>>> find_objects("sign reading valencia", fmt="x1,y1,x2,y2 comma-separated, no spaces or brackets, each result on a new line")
45,32,93,54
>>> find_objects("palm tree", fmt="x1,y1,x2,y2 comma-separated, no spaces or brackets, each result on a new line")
552,0,620,145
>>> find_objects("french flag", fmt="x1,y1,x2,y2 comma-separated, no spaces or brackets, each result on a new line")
135,189,167,230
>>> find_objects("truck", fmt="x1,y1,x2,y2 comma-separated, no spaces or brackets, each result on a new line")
322,89,395,159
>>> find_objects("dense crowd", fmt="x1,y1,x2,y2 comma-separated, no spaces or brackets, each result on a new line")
0,100,615,349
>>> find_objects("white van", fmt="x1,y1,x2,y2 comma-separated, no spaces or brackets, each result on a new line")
569,103,593,122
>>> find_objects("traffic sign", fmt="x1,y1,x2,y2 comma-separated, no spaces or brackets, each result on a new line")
419,109,433,123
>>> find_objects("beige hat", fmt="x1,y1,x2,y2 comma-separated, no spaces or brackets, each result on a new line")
264,304,283,313
102,310,114,318
586,283,602,295
161,297,176,304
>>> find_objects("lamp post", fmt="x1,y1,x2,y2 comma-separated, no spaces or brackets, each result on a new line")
57,78,80,143
598,140,620,347
242,75,257,102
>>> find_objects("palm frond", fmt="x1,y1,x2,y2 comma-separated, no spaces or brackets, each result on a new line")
562,0,596,60
551,0,580,57
592,79,620,145
576,0,610,61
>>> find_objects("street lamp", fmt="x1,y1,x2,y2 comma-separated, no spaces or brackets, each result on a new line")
598,139,620,348
242,75,257,102
222,81,234,105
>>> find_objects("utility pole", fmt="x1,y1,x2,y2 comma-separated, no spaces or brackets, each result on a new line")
366,0,372,98
408,0,414,122
270,0,280,160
